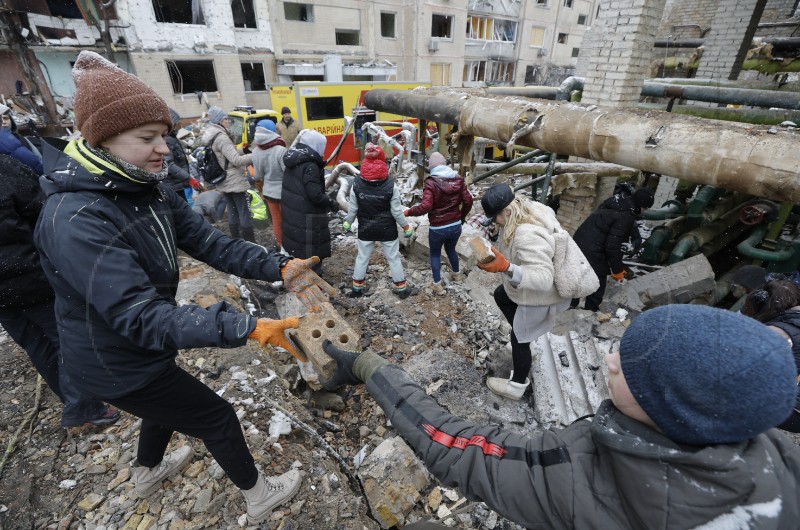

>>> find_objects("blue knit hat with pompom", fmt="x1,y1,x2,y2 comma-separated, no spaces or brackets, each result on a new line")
620,304,796,446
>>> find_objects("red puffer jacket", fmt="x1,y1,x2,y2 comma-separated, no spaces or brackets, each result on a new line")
407,166,473,227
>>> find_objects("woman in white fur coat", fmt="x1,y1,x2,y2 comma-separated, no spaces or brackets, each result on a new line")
477,184,570,400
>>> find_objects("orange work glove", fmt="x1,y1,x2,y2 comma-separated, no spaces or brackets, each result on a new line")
281,257,337,312
477,246,510,273
248,317,306,361
611,270,626,282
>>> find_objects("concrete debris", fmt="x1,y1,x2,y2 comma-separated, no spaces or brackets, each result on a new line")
357,436,431,528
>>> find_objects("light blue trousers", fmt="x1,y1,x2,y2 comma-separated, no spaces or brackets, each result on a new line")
353,239,406,283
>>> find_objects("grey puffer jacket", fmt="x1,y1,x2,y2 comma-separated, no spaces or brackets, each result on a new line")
367,363,800,529
252,130,287,200
203,123,252,193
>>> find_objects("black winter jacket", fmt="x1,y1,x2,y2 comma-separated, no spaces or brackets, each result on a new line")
353,176,396,242
572,193,640,275
164,134,191,192
34,138,288,399
281,143,333,259
367,362,800,529
0,154,53,310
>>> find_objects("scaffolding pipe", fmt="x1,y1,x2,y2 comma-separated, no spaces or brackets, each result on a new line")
363,90,800,202
641,83,800,110
470,149,543,184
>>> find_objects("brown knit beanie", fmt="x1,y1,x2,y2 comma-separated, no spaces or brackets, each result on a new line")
72,51,172,147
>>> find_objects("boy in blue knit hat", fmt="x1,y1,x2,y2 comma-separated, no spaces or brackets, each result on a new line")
320,304,800,529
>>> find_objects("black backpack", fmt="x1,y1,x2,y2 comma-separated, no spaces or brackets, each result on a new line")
197,133,229,185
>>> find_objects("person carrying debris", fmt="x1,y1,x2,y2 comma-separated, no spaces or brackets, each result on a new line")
277,106,301,148
33,52,337,525
570,183,654,311
191,188,227,224
741,277,800,433
202,105,257,242
281,129,336,276
0,154,120,429
404,152,473,295
343,142,412,299
251,119,287,251
164,108,201,202
476,184,570,400
321,304,800,529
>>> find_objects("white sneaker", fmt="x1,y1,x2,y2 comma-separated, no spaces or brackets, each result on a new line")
486,377,530,400
131,446,194,497
243,469,302,524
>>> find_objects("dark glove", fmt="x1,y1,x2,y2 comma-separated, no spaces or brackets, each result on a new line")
321,340,361,390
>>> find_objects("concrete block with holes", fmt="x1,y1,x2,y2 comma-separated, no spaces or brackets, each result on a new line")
288,301,360,382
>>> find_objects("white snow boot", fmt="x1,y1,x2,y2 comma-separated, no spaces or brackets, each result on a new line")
131,445,194,497
243,469,302,524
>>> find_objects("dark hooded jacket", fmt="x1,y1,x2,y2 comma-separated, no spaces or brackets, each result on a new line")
366,362,800,529
281,143,333,259
0,154,53,310
406,165,473,226
33,138,288,399
164,133,191,192
572,191,641,275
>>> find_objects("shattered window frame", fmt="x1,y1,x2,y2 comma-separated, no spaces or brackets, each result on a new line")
463,60,514,84
231,0,257,29
381,11,396,38
564,0,573,7
557,32,568,44
466,15,517,43
284,2,313,22
431,14,453,39
166,60,218,94
335,29,360,46
152,0,205,24
535,0,548,6
578,14,588,25
241,62,266,91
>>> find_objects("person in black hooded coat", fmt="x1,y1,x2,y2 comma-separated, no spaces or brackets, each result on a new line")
163,109,200,201
281,130,335,269
570,184,654,311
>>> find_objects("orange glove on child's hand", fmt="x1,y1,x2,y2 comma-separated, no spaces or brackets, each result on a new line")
248,317,306,361
281,257,338,311
611,271,626,282
477,246,510,273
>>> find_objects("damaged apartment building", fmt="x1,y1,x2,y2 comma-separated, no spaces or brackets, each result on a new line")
0,0,599,123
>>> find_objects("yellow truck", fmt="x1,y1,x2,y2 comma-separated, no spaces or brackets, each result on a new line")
227,106,280,150
268,81,429,165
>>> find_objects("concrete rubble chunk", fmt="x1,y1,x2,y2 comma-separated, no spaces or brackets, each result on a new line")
77,492,104,511
357,436,431,528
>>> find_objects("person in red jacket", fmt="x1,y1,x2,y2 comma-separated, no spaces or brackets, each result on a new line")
404,152,473,295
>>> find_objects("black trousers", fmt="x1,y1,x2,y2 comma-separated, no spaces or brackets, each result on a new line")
571,260,608,312
493,285,532,384
107,362,258,489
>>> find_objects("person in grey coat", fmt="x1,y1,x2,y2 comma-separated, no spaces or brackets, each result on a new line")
251,119,287,249
321,304,800,529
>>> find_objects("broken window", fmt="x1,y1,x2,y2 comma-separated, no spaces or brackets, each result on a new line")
557,33,568,44
536,0,548,5
578,14,587,25
463,60,514,84
564,0,573,7
46,0,82,19
466,15,517,42
530,26,545,47
381,12,396,38
152,0,205,24
306,96,344,121
241,62,266,91
231,0,256,28
284,2,313,22
431,14,453,39
571,47,580,57
335,29,360,46
166,60,217,94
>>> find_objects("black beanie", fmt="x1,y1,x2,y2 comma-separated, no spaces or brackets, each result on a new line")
281,106,291,115
620,305,796,446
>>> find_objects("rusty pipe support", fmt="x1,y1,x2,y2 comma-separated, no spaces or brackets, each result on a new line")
364,90,800,202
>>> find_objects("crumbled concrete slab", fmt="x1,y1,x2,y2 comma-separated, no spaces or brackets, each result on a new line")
357,437,431,528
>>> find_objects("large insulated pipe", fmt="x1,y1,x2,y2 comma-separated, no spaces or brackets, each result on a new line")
654,37,800,51
363,90,800,202
737,224,796,262
669,206,750,263
641,83,800,110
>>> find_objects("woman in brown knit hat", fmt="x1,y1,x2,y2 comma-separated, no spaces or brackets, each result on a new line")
33,51,336,524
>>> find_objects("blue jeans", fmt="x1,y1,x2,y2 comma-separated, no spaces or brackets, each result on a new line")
0,301,106,426
428,224,462,283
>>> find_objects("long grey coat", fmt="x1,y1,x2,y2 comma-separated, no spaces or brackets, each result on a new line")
203,123,252,193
